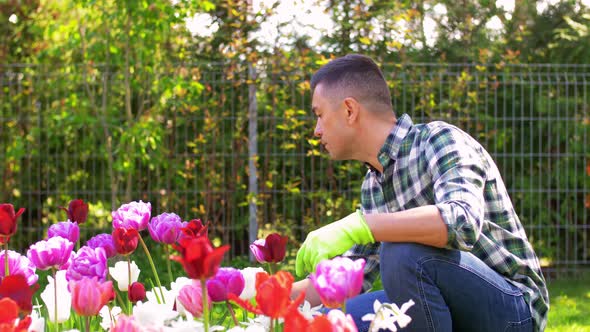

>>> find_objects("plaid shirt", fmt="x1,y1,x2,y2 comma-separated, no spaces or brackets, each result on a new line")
342,114,549,331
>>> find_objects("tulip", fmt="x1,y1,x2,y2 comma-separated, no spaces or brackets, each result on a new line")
59,199,89,224
47,221,80,244
99,305,121,331
206,267,244,302
177,282,210,317
112,200,151,231
250,233,288,264
179,219,208,240
86,233,117,258
132,300,178,329
239,267,264,300
148,212,184,244
229,271,305,319
0,250,38,286
112,227,139,256
326,309,358,332
27,236,74,271
110,314,143,332
70,277,114,316
109,260,140,292
0,274,38,314
128,282,146,303
40,270,71,323
66,246,108,282
0,298,32,331
172,236,229,280
0,203,25,241
310,257,365,309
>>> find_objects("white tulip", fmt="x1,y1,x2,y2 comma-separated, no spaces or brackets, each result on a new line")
108,260,140,291
239,267,264,300
40,270,71,323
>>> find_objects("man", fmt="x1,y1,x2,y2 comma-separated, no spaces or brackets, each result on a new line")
292,54,549,332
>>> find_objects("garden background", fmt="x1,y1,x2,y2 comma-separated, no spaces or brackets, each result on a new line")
2,0,590,330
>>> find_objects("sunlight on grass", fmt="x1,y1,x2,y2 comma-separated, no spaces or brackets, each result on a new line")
546,277,590,332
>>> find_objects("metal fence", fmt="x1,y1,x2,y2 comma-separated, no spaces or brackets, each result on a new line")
1,62,588,278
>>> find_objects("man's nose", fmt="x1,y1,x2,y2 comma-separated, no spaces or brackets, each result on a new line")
314,121,322,137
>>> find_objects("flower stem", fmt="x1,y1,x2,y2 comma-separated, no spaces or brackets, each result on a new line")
85,316,90,332
266,262,274,275
127,256,132,314
201,278,209,332
4,242,8,277
52,268,58,332
138,235,165,303
270,318,274,332
226,300,239,326
342,301,346,315
164,245,173,284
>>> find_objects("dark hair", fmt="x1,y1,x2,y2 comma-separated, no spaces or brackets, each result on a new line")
310,54,392,111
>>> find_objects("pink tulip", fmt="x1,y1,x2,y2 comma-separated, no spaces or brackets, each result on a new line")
69,277,114,316
177,282,210,317
310,257,365,309
112,201,151,231
327,309,358,332
110,314,143,332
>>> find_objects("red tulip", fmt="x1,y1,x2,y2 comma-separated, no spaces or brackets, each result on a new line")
0,297,32,332
250,233,289,263
70,277,114,316
128,282,146,303
180,219,209,240
229,271,305,319
60,199,89,224
172,236,229,280
0,204,25,242
112,227,139,256
0,275,39,314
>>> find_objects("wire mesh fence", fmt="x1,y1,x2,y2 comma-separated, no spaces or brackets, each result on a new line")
1,62,588,278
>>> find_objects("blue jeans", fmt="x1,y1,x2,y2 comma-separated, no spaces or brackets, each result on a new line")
345,243,533,332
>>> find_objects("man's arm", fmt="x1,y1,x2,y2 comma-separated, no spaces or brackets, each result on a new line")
291,278,322,306
363,205,447,247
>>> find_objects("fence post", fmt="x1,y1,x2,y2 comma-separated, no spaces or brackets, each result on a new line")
248,62,258,261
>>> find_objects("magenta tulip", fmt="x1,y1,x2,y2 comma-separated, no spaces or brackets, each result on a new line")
86,233,116,259
66,246,108,282
206,267,245,302
111,200,151,231
148,212,183,244
0,250,38,286
310,257,365,309
47,221,80,244
27,236,74,270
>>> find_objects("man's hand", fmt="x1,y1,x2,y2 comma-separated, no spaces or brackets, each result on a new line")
295,210,375,276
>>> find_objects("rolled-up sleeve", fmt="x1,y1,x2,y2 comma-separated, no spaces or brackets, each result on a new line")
425,128,487,251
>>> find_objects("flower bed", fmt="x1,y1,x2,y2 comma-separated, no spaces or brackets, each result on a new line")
0,200,413,332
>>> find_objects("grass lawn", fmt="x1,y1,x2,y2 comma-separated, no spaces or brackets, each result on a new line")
547,276,590,331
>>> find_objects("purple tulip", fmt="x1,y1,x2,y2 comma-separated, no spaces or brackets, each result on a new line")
148,212,184,244
66,246,108,282
47,221,80,244
0,250,38,286
27,236,74,271
206,267,245,302
310,257,365,309
86,233,116,258
112,201,151,231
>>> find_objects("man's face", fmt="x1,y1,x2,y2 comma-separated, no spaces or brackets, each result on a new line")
311,84,354,160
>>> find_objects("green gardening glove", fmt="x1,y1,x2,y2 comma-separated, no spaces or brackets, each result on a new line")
295,210,375,276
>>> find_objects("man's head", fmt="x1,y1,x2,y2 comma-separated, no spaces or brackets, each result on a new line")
310,54,392,113
310,55,393,160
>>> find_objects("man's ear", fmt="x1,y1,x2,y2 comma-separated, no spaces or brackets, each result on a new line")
343,97,361,124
